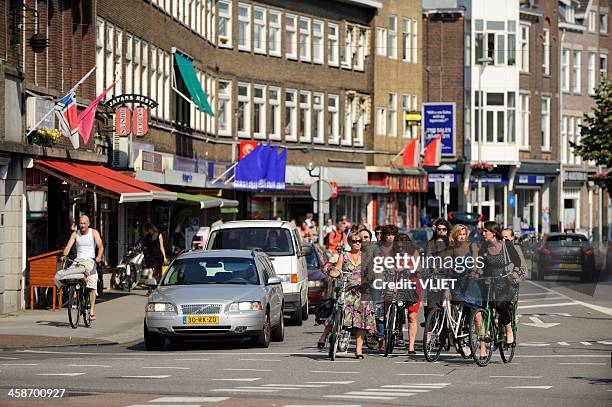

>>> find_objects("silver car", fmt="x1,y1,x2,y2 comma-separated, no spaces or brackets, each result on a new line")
144,250,284,350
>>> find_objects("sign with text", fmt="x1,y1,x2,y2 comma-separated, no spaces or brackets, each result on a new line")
132,107,149,137
115,107,131,136
141,150,162,173
422,102,456,157
239,141,259,160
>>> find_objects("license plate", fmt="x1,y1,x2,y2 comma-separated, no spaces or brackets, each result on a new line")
560,263,578,269
182,315,219,325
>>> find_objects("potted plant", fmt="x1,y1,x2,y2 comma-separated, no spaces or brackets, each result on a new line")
471,161,493,178
590,172,609,188
28,128,60,147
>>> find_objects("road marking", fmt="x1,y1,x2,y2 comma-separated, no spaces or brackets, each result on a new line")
127,405,201,407
311,370,361,374
345,391,416,397
142,366,190,370
120,375,170,379
212,378,261,382
224,368,272,372
262,384,328,388
557,342,570,346
526,280,612,317
0,363,38,366
559,362,605,365
397,373,445,376
580,342,593,346
367,388,432,393
516,354,609,358
175,358,210,361
519,292,557,297
325,395,397,400
0,357,19,360
212,388,278,393
522,316,559,328
490,376,542,379
519,302,580,309
238,386,300,390
284,405,362,407
316,360,361,363
37,373,85,376
382,384,450,388
239,358,281,362
112,357,144,360
505,386,553,389
69,364,111,368
520,342,550,347
597,340,612,345
519,297,564,303
306,381,355,385
150,397,229,402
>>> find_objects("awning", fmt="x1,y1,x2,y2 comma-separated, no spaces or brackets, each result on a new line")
177,192,239,209
174,52,214,115
34,159,177,203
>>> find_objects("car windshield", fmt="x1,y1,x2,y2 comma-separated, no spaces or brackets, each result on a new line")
209,227,295,256
410,230,432,242
162,257,260,285
306,249,319,267
547,235,588,242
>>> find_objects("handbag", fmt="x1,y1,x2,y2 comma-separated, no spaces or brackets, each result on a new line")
501,242,515,274
314,299,334,325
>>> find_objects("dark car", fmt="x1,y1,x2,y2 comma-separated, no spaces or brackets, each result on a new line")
305,243,328,312
534,233,596,283
448,211,483,226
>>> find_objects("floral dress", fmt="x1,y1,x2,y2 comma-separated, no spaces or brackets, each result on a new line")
340,253,377,333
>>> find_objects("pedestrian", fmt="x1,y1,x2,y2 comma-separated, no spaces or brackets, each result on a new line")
374,225,383,242
310,219,318,242
305,213,314,228
325,221,346,254
299,221,314,243
143,223,168,294
323,218,336,237
59,215,104,320
422,218,451,327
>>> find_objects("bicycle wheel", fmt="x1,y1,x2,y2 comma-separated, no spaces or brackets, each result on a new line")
328,308,342,361
384,304,397,357
455,307,471,359
82,289,91,327
67,286,80,329
500,305,517,363
423,307,444,362
469,307,493,367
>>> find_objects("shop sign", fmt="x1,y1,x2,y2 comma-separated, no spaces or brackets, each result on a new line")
469,172,505,184
382,174,428,193
422,102,456,157
141,150,162,173
132,107,149,137
174,156,206,173
330,181,339,198
208,161,233,182
517,174,546,185
428,173,457,184
563,171,588,182
239,141,259,160
182,173,193,183
115,107,131,136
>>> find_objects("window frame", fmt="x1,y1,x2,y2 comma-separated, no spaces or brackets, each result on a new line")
588,52,596,95
388,15,398,59
327,94,340,144
285,14,298,60
299,90,312,142
342,24,353,69
387,92,397,138
562,48,570,92
402,18,411,63
572,50,581,94
600,10,608,34
253,7,267,55
253,84,266,139
284,89,298,141
540,96,551,151
217,0,232,48
542,27,550,75
518,23,529,72
313,92,324,144
217,79,232,137
588,9,597,32
312,20,324,65
402,94,411,138
519,93,530,150
268,86,281,140
299,16,312,62
342,94,354,146
237,82,251,137
268,10,281,57
377,107,386,136
238,3,252,52
327,23,339,66
376,27,387,57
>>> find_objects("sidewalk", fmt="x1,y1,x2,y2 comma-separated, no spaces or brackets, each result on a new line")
0,286,147,350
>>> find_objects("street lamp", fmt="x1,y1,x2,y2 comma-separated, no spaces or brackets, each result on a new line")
306,162,324,244
476,57,493,217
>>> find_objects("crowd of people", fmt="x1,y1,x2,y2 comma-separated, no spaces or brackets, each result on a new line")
314,216,527,359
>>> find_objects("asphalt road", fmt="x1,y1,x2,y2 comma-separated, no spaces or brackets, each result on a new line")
1,280,611,407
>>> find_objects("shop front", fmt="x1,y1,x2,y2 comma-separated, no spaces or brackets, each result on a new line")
513,164,558,235
561,170,588,233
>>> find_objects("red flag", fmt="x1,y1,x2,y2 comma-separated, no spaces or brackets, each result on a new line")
239,141,259,160
423,134,443,166
402,136,420,167
77,81,117,144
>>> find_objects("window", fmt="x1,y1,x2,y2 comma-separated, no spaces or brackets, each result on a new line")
328,23,339,66
342,25,353,68
507,92,515,143
568,117,575,164
313,93,324,143
164,53,171,120
354,28,365,70
541,96,550,150
96,18,104,96
519,24,529,71
561,116,568,163
299,91,311,142
311,20,323,64
575,118,582,165
268,87,281,140
328,94,339,144
157,49,164,119
253,85,266,139
387,93,397,137
388,15,397,59
600,54,608,82
507,20,516,65
141,43,148,98
237,82,250,136
206,75,216,134
343,94,354,145
519,93,529,149
573,51,581,94
150,47,158,117
217,0,231,47
542,27,550,75
217,80,231,136
105,23,115,99
401,18,411,62
600,10,608,34
588,10,597,32
208,0,216,43
588,53,596,95
376,27,387,57
254,7,266,54
133,38,141,95
285,15,297,60
284,89,297,141
299,17,311,62
238,3,251,51
377,107,386,136
562,49,570,92
268,10,281,57
402,95,411,138
411,95,418,136
355,98,366,147
412,19,418,63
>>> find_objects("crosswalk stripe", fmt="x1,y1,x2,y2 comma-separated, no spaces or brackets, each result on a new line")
324,395,396,400
212,378,261,382
310,370,360,374
559,362,605,365
211,388,277,393
262,384,328,388
127,405,201,407
580,341,592,346
505,386,553,389
364,388,432,393
397,373,445,376
37,373,85,376
557,342,570,346
120,375,170,379
345,391,416,397
150,397,229,403
237,386,299,390
224,368,272,372
382,384,450,388
142,366,190,370
306,381,355,384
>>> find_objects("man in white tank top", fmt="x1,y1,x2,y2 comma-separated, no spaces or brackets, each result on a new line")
60,215,104,320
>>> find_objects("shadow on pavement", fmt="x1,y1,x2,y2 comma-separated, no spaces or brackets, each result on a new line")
569,376,612,385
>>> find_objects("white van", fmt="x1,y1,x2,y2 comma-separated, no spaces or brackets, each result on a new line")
206,220,311,325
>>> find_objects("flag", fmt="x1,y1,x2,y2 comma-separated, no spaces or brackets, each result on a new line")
55,92,79,149
235,145,264,190
258,145,273,189
402,136,420,167
276,148,287,190
263,146,279,189
77,82,117,144
423,134,443,167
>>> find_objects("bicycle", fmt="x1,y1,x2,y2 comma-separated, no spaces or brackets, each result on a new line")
327,267,355,361
468,272,517,367
382,272,414,357
58,259,93,329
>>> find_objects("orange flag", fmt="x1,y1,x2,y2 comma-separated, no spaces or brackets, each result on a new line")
402,136,420,167
423,134,443,166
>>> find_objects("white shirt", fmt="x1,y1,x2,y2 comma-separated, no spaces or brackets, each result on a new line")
76,229,96,260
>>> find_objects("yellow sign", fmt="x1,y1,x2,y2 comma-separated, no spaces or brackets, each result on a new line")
405,112,422,122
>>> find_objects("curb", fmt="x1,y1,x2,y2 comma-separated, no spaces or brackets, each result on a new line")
0,340,120,352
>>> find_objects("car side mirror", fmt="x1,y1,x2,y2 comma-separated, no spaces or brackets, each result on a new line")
145,278,157,288
301,245,313,256
267,276,281,285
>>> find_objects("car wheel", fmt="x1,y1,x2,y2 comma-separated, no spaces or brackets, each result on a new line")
289,302,303,326
301,297,309,321
271,306,285,342
252,312,271,348
144,321,165,351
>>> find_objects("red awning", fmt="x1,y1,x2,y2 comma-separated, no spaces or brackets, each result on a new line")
34,159,177,203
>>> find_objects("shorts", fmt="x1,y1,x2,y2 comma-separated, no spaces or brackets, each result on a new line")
79,259,98,291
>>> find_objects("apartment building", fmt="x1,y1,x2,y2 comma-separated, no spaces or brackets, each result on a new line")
558,0,610,236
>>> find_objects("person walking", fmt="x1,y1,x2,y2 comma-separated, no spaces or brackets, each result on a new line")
143,223,168,293
61,215,104,320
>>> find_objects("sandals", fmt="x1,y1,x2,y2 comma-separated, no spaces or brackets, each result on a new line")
90,314,96,321
355,353,364,359
317,341,325,349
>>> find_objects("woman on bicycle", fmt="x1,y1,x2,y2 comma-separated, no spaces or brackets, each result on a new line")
395,233,421,355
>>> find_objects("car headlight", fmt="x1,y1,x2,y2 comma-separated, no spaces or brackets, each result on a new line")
308,280,323,287
228,301,264,312
146,303,177,313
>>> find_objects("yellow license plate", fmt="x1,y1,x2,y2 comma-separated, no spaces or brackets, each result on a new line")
560,263,578,269
182,315,219,325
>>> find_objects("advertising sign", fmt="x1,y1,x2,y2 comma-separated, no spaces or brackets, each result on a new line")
239,141,259,160
115,107,131,136
141,150,162,173
422,102,456,157
132,107,149,137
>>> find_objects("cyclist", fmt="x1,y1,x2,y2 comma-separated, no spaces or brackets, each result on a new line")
61,215,104,320
423,218,451,326
395,233,421,355
374,224,398,352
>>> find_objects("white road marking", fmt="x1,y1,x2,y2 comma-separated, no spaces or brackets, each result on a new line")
397,373,445,376
142,366,190,370
346,391,416,397
557,342,570,346
37,373,85,376
239,358,281,362
120,375,170,379
0,357,19,360
238,386,300,390
284,405,362,407
175,358,210,361
325,395,397,400
526,280,612,317
559,362,605,365
0,363,38,366
112,357,144,360
211,388,278,393
382,384,450,388
262,384,328,388
150,397,229,402
127,405,201,407
516,354,609,358
311,370,361,374
490,376,542,379
306,381,355,384
522,316,559,328
224,368,272,372
212,378,261,382
580,342,593,346
519,297,564,303
316,360,361,363
366,388,432,393
69,364,111,368
505,386,553,389
519,302,580,309
520,342,550,347
597,340,612,345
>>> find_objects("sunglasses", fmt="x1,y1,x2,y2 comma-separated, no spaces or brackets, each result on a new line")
349,239,362,244
437,227,448,232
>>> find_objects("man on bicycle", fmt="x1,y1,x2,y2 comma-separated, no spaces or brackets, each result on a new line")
61,215,104,320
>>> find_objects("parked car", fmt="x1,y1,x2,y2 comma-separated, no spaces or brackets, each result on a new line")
534,233,596,283
206,220,311,326
448,211,483,226
305,243,329,312
144,249,284,351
